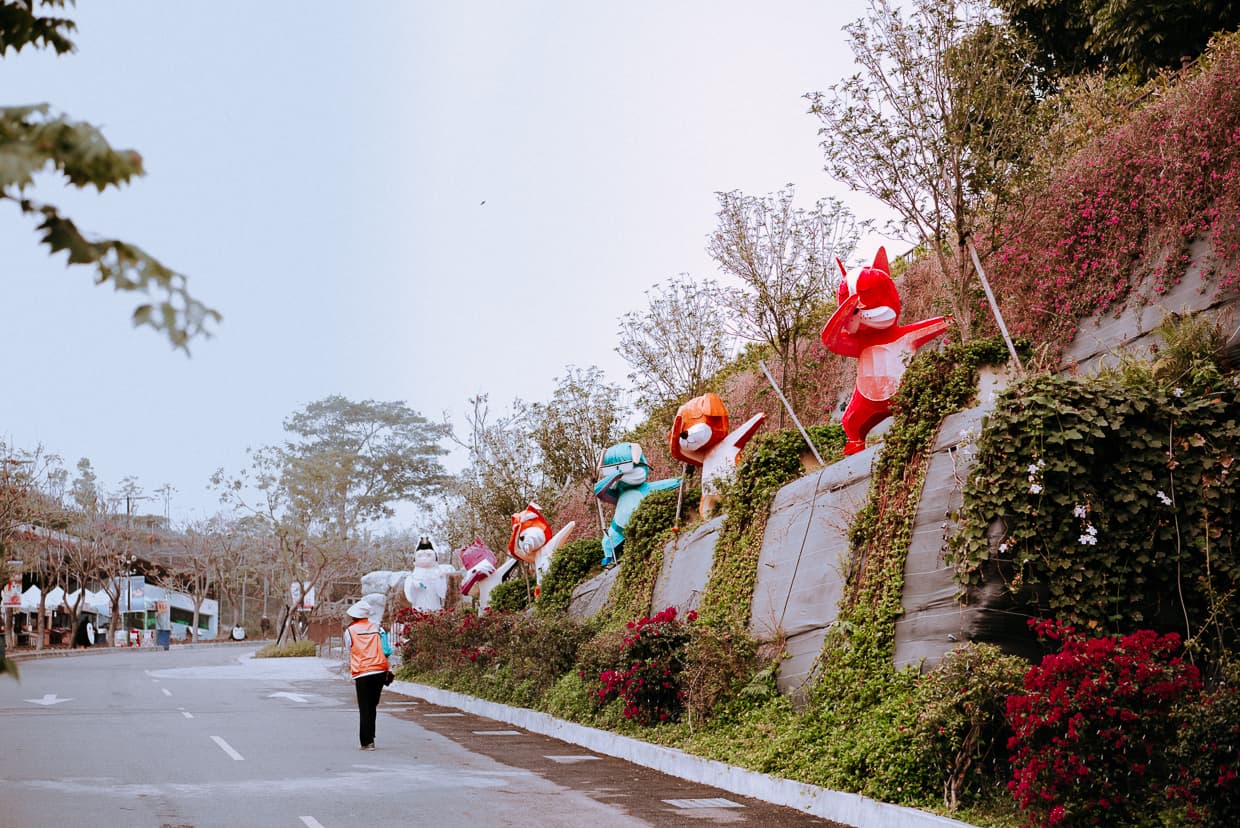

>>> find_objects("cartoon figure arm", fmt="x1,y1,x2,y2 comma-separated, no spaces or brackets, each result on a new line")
724,412,766,456
543,521,577,557
901,315,952,350
820,294,865,357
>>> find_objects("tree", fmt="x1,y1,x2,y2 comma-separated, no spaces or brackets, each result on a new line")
69,457,99,513
440,394,554,553
279,395,450,540
527,366,629,489
807,0,1040,339
616,275,736,415
707,185,861,408
995,0,1240,80
0,0,219,350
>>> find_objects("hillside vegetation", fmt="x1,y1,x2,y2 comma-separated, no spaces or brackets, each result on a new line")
400,25,1240,828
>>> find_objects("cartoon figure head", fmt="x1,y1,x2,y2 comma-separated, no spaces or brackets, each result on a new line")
458,538,497,596
835,246,900,333
508,503,551,564
413,546,437,570
593,442,654,505
669,393,729,464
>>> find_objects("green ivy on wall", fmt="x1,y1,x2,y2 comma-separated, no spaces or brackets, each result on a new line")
951,368,1239,652
817,338,1013,689
697,425,846,629
534,538,606,616
601,487,700,626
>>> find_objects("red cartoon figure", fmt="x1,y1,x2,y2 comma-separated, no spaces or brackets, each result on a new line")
820,247,950,455
668,393,765,519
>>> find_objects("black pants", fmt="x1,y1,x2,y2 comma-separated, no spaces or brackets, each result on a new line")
354,672,385,746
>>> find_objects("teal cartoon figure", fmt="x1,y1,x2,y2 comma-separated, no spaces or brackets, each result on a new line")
593,442,680,566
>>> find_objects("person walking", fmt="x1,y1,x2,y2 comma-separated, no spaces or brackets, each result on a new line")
344,599,390,750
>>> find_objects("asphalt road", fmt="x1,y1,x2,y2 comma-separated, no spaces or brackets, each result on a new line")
0,646,846,828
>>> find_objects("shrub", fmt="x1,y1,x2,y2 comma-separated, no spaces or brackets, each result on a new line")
988,31,1240,354
255,639,317,658
681,623,761,728
591,606,693,726
487,574,533,614
1006,620,1202,827
1170,662,1240,826
535,537,603,616
909,643,1029,811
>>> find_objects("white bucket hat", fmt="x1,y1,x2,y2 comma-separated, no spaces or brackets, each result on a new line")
346,600,371,619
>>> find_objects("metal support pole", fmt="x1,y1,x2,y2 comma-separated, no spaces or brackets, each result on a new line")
966,238,1024,375
758,360,824,466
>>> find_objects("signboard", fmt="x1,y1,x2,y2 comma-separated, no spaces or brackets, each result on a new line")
290,582,316,610
2,578,20,610
120,576,146,613
2,563,21,609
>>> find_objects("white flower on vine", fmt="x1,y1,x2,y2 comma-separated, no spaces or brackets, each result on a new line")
998,542,1008,553
1156,490,1173,506
1173,387,1184,397
1029,483,1043,495
1078,533,1097,545
1086,524,1097,536
1074,504,1089,518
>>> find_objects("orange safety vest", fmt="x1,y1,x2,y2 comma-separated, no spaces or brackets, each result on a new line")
348,620,389,677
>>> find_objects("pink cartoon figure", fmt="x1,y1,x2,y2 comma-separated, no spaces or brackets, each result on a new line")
820,247,950,455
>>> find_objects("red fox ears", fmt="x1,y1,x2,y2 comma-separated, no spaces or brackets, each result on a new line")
872,247,890,275
836,257,847,277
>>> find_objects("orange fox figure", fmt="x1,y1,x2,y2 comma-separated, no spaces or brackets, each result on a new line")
820,247,950,455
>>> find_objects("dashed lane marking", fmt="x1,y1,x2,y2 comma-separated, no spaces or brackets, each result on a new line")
210,735,244,761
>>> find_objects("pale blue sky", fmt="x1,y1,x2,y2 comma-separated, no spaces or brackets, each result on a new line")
1,1,893,527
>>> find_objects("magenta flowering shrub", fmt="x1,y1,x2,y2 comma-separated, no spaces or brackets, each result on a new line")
989,33,1240,355
590,606,695,725
1006,620,1202,827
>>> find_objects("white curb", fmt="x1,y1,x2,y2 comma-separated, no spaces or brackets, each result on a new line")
389,680,976,828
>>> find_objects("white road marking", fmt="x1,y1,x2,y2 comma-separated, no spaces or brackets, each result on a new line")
161,688,172,696
474,730,521,736
182,711,194,719
24,694,71,706
546,755,603,763
423,712,464,717
664,798,744,809
210,735,244,761
300,817,326,828
268,691,310,703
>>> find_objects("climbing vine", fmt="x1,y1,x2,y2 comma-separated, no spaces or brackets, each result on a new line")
696,425,845,629
819,339,1013,677
602,487,699,627
951,345,1239,655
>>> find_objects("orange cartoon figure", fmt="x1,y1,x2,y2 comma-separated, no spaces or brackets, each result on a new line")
668,393,765,518
820,247,950,455
507,503,577,586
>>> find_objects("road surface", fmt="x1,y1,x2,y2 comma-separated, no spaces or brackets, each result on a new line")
0,645,846,827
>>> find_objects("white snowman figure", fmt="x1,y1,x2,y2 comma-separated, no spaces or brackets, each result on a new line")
402,543,455,612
